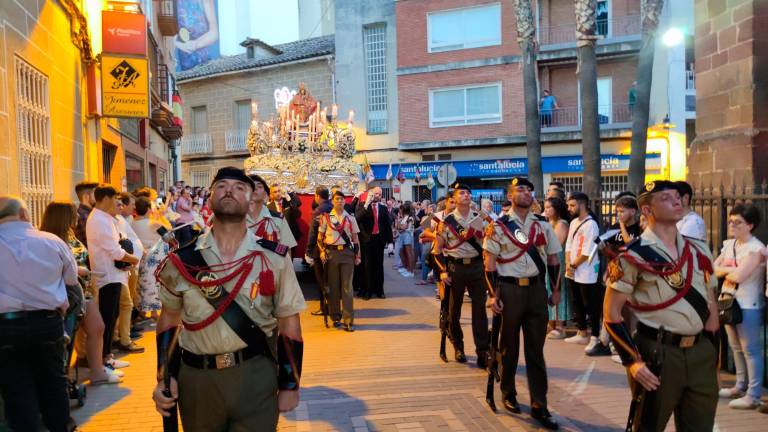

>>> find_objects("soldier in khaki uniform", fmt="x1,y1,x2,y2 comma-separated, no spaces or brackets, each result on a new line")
247,174,297,251
318,191,362,331
434,184,489,365
484,177,562,430
152,167,306,432
604,181,719,432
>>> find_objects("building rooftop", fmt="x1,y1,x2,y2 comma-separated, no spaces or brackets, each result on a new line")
177,35,335,82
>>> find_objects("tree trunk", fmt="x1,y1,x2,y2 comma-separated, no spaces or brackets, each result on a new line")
628,0,664,193
514,0,543,193
575,0,601,201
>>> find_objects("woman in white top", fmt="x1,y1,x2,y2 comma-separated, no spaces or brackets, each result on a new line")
714,204,766,410
398,202,416,277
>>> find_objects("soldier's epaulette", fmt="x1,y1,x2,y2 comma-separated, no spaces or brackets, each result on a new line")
535,214,547,222
257,237,289,257
497,214,509,223
269,209,284,219
622,237,643,255
172,239,200,263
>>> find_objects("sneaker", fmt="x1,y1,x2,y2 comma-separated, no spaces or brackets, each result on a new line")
105,367,124,378
730,396,760,410
106,358,130,369
586,341,612,357
611,354,623,364
565,333,590,345
719,387,746,399
547,329,567,340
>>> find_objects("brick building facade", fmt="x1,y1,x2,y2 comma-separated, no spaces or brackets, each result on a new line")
177,36,335,187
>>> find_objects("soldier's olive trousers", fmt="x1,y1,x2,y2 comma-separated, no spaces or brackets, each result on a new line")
635,332,718,432
178,354,278,432
326,248,355,325
498,278,549,407
447,259,489,353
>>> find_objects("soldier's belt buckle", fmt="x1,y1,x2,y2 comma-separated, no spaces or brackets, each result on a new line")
336,245,344,251
518,278,530,286
462,258,471,265
215,352,237,369
679,336,696,348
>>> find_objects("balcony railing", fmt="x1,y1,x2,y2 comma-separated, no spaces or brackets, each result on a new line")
158,0,179,36
539,15,641,46
540,103,632,129
685,68,696,90
225,129,248,153
181,133,212,155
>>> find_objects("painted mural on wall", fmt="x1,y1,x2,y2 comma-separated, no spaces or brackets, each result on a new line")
175,0,221,71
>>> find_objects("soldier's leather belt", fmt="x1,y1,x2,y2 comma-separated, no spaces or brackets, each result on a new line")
637,322,702,349
0,309,61,320
446,256,482,265
181,344,266,370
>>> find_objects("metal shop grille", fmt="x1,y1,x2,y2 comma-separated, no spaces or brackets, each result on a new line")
551,175,629,199
363,24,388,134
15,57,52,226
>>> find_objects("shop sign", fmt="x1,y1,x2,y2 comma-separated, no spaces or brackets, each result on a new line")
102,10,147,56
371,154,661,180
101,55,149,118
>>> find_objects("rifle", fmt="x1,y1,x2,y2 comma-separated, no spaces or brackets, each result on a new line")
438,280,451,362
625,325,664,432
321,256,330,328
156,326,182,432
485,312,502,412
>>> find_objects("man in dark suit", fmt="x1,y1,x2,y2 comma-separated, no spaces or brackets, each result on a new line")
306,186,333,315
355,186,393,300
268,184,302,250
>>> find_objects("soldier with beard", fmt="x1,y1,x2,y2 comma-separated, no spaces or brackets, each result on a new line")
152,167,306,432
484,177,562,430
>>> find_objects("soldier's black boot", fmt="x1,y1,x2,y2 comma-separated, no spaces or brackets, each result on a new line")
531,406,559,430
476,350,489,369
502,395,521,414
454,347,467,363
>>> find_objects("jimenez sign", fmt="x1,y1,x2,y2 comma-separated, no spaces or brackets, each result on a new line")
371,154,661,180
101,55,149,118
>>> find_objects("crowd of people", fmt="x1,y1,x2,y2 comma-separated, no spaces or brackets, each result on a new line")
2,166,768,431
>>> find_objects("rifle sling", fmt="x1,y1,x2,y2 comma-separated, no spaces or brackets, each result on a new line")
629,242,710,326
175,246,273,359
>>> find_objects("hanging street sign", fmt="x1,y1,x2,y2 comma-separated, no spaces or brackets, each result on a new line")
101,55,149,118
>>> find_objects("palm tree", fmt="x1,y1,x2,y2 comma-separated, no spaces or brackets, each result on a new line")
627,0,665,193
513,0,543,193
575,0,601,201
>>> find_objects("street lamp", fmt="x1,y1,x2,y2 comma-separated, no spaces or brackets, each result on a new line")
662,27,684,47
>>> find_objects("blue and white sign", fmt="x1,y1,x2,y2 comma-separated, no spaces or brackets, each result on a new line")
371,154,660,180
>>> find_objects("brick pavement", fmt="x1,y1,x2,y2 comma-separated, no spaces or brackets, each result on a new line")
71,257,765,431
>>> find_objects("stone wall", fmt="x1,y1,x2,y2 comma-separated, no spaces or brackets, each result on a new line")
688,0,768,191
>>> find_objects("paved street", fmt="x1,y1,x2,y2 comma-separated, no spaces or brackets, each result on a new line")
71,258,765,432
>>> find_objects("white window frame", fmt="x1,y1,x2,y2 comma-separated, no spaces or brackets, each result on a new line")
190,169,211,188
427,3,502,53
428,82,502,128
363,23,389,134
15,57,52,227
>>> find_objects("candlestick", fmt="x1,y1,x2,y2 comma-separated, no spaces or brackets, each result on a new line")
331,104,338,119
251,101,258,119
348,110,354,123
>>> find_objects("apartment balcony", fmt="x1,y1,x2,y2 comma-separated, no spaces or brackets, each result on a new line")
538,15,641,48
157,0,179,36
181,133,212,155
540,103,632,131
225,129,248,153
685,68,695,91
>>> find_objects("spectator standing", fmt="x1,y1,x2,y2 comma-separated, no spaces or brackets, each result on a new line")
539,90,559,127
174,188,195,246
85,185,140,366
543,197,570,339
481,198,498,221
715,204,766,410
0,196,78,431
132,196,165,317
40,202,121,385
75,181,98,246
306,186,333,314
398,202,416,277
564,192,602,350
113,193,145,353
675,181,707,241
356,187,393,300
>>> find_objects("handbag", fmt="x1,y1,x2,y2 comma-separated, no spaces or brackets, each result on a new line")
717,242,743,325
115,236,134,269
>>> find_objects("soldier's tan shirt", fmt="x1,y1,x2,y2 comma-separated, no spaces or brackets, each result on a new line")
247,205,297,249
483,210,561,278
437,209,487,259
318,209,360,246
608,229,717,335
158,227,306,355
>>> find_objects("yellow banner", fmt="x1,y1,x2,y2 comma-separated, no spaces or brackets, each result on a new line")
101,55,149,118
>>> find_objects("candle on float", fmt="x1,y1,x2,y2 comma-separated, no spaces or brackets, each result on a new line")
348,110,355,124
251,101,258,119
331,104,338,118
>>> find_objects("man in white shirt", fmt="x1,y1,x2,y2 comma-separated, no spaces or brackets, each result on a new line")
86,185,140,365
113,192,145,353
0,196,78,432
564,192,602,350
675,181,707,241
